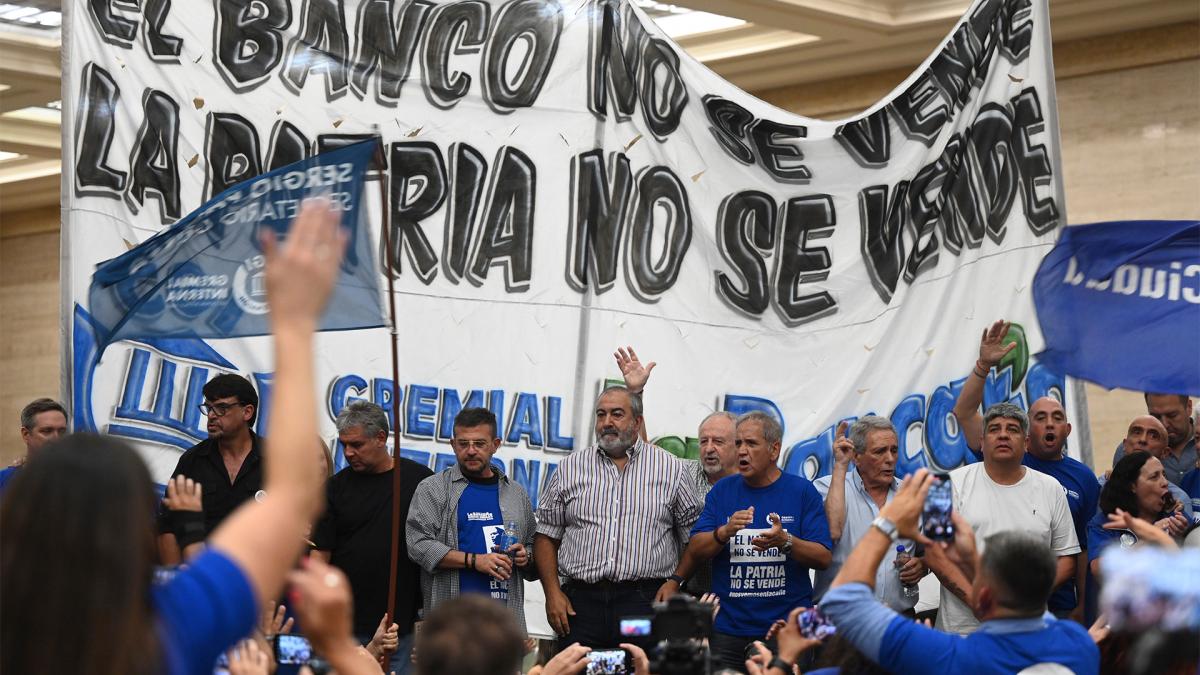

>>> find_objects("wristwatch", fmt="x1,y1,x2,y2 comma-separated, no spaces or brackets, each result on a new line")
779,533,793,555
871,515,899,541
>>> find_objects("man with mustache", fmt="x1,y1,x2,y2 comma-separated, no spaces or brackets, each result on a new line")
931,403,1080,635
953,320,1100,621
534,384,702,651
812,416,926,614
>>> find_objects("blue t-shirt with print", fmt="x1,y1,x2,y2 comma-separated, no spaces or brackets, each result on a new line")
1023,453,1100,611
692,472,832,637
457,479,508,601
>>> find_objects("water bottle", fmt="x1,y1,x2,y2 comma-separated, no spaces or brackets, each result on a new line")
894,545,919,599
501,521,520,559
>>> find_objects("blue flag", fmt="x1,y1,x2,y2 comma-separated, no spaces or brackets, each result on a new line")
88,140,386,348
1033,220,1200,395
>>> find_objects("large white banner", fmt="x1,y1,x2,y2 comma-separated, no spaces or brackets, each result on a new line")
63,0,1079,503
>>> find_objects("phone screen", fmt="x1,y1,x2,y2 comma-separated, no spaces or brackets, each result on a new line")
922,474,955,541
619,617,652,637
795,607,836,640
274,634,314,665
586,648,630,675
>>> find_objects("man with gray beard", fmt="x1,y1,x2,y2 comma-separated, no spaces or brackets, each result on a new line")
534,385,702,650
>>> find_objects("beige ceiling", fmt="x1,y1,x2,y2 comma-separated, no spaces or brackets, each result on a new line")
1,0,1197,214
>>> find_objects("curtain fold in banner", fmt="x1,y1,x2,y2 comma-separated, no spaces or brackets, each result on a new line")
1033,220,1200,395
63,0,1074,499
86,141,386,349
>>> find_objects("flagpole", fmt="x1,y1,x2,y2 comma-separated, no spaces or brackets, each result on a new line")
373,130,404,667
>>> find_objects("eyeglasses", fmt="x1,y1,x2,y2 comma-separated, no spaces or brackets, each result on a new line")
199,402,244,417
453,439,493,451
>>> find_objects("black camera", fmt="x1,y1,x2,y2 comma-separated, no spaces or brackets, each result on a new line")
643,594,713,675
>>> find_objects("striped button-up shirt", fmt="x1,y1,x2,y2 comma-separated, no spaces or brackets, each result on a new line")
536,438,702,583
406,464,539,634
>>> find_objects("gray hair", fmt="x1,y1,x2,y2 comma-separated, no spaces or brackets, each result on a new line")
849,415,896,454
698,411,738,434
21,398,66,430
980,531,1055,614
335,400,389,437
598,385,643,418
983,402,1029,434
737,411,783,445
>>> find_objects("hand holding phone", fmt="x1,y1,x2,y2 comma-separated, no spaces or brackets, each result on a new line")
921,474,955,541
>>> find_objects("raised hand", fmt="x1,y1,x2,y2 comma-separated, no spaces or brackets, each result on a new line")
262,197,348,329
258,601,294,638
286,556,355,656
832,421,854,470
1108,508,1179,548
614,346,656,394
978,319,1017,368
163,475,203,512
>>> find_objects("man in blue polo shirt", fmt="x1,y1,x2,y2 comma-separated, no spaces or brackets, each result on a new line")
820,470,1098,675
657,411,831,672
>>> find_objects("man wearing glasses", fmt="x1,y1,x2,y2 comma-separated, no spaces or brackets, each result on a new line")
156,373,263,563
407,407,537,635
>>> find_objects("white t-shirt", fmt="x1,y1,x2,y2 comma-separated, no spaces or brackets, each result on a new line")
935,462,1081,634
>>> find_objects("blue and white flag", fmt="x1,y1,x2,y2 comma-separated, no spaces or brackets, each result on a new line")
88,141,386,349
1033,220,1200,395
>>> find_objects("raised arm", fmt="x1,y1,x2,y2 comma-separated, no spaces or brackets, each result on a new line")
208,199,346,607
825,422,853,542
952,320,1017,452
615,346,655,441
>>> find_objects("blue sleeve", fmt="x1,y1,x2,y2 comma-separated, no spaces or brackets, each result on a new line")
875,608,966,673
818,583,900,661
154,549,257,675
691,485,720,536
1086,520,1115,564
1077,471,1101,549
797,479,833,549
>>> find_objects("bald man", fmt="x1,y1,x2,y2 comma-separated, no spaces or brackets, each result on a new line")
1112,394,1197,485
1103,416,1194,524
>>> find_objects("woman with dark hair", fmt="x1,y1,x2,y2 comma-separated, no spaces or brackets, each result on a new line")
0,200,350,675
1084,451,1187,624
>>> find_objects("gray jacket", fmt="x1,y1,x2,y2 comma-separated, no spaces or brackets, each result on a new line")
406,463,539,634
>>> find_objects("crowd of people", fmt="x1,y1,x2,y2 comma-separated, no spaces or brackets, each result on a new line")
1,200,1197,675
